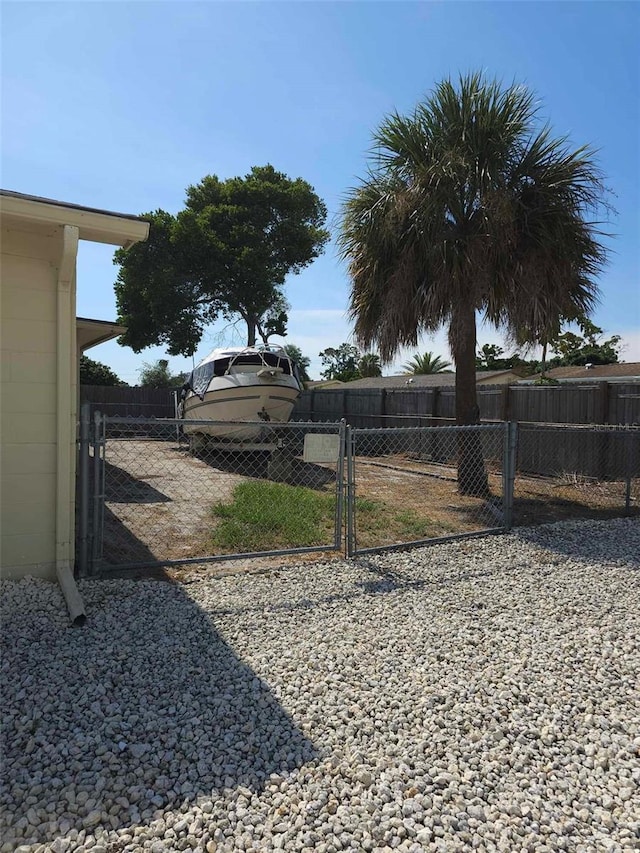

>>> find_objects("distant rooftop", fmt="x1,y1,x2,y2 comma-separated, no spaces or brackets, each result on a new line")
317,369,523,390
539,362,640,381
309,364,640,390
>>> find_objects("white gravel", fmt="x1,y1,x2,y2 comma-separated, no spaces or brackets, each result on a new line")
1,518,639,853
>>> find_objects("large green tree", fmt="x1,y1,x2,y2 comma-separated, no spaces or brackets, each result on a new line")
358,352,383,377
319,343,362,382
475,344,528,371
138,359,187,388
549,321,621,366
283,344,312,382
79,356,126,386
114,165,329,354
339,72,609,494
519,319,622,375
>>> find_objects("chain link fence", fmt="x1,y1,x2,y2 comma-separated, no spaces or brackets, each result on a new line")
77,410,346,573
346,424,512,555
513,423,640,525
76,412,639,574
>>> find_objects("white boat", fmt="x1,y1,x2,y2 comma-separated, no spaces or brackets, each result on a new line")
180,345,304,442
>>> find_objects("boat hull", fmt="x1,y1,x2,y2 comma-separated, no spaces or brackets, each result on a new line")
181,375,301,441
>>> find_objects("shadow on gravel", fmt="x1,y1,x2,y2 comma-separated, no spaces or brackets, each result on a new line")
0,583,317,847
512,495,638,528
511,519,640,566
205,558,503,620
352,558,502,597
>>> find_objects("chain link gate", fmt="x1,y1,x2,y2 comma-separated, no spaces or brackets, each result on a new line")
345,423,515,556
77,410,347,575
76,413,516,574
77,404,107,574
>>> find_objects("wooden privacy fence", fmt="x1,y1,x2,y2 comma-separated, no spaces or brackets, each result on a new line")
80,380,640,426
292,382,640,427
515,423,640,482
80,385,177,418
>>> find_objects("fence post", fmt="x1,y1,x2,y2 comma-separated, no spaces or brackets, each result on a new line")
90,411,105,573
502,421,518,530
501,384,511,421
345,425,356,557
597,382,609,425
624,428,635,515
77,402,91,577
334,420,346,550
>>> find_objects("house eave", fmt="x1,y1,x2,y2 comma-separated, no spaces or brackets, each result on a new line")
76,317,127,352
0,190,149,247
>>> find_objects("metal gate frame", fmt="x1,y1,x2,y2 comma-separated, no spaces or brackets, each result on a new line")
77,404,107,575
345,422,517,557
77,410,347,576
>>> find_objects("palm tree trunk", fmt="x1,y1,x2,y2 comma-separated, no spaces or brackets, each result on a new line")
450,304,489,496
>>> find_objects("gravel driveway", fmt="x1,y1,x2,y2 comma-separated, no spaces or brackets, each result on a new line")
1,519,639,853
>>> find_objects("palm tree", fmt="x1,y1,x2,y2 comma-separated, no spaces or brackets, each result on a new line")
403,352,452,375
338,72,609,494
359,352,382,377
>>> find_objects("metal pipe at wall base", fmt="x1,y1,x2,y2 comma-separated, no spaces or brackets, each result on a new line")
56,562,87,626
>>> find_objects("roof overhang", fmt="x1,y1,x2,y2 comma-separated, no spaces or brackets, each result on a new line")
0,189,149,247
76,317,126,352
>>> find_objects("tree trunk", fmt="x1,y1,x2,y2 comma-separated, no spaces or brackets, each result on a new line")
245,315,257,347
256,319,270,346
450,304,489,496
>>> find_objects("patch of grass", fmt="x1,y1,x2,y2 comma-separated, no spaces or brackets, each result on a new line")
211,481,336,552
211,480,456,554
356,497,455,545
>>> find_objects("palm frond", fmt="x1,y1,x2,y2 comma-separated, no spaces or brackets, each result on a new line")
338,71,611,366
402,352,452,374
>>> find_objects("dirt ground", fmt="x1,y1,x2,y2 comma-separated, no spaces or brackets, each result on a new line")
102,440,249,566
98,439,638,574
358,454,639,529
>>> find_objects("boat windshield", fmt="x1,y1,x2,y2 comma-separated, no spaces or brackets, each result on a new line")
185,350,298,399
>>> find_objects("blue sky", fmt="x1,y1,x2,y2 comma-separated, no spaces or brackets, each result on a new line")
3,1,639,381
